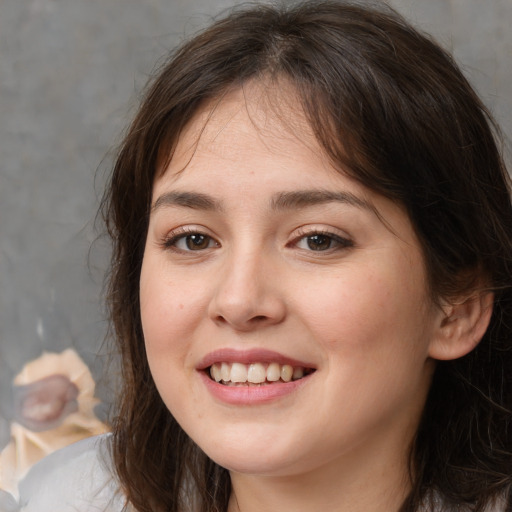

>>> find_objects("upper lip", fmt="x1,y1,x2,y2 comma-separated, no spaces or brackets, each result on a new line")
196,348,316,371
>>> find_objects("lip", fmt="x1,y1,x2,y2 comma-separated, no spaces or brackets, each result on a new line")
196,348,315,370
196,348,316,405
199,371,313,405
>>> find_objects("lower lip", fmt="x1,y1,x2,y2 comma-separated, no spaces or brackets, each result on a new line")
199,371,310,405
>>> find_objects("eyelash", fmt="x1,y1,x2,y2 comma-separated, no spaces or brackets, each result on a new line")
161,227,353,255
290,229,354,253
161,227,219,253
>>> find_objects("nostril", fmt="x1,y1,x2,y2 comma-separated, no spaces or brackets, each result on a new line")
208,290,286,329
214,314,228,324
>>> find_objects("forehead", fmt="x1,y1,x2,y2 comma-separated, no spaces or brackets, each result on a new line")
163,81,333,177
154,80,396,206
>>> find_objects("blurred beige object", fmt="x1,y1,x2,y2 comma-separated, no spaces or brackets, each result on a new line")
0,349,109,498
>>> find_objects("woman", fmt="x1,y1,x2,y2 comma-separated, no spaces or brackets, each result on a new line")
17,1,512,511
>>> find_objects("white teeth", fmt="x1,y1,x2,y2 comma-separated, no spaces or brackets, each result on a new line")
211,363,222,382
248,363,266,383
208,361,311,384
221,362,230,381
281,364,293,382
230,362,248,383
266,362,281,382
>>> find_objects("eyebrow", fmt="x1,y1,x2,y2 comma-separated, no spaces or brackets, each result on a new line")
152,191,224,212
152,189,374,214
270,190,374,212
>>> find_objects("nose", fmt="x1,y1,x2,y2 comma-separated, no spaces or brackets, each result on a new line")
208,249,287,331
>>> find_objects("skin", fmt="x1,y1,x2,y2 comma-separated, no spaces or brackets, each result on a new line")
139,84,482,512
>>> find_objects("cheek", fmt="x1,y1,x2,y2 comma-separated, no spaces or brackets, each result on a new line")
299,267,433,434
139,268,198,412
297,259,432,370
297,270,398,341
139,257,209,372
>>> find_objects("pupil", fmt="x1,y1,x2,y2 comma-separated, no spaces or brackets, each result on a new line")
186,234,209,250
307,234,331,251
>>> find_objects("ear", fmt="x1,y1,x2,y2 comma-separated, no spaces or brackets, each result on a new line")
428,291,494,361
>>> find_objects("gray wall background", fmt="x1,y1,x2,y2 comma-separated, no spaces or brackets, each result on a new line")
1,0,511,428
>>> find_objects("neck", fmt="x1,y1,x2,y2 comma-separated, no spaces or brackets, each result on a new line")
227,424,415,512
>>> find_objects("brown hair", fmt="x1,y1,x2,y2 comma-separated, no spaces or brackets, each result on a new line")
102,1,512,511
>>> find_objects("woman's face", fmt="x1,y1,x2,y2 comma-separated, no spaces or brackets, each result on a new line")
140,85,443,480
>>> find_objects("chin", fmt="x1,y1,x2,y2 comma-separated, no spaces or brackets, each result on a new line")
192,428,306,476
208,451,296,476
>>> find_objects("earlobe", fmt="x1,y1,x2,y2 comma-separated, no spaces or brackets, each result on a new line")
428,291,494,361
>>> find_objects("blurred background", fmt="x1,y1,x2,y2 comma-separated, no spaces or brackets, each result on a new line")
0,0,511,489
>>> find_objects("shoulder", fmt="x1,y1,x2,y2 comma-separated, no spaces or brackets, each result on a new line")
17,433,127,512
489,494,511,512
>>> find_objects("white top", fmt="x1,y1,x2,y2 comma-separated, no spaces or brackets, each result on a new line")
1,434,507,512
2,434,126,512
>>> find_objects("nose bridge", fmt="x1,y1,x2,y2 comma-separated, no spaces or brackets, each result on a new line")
208,239,285,330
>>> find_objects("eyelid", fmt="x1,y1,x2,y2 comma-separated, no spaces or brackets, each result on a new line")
289,226,354,251
159,225,220,252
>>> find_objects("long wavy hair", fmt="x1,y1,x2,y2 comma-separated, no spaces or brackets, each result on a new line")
102,1,512,511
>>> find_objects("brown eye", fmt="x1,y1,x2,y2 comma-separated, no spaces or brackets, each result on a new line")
293,231,353,252
185,234,212,250
306,234,333,251
164,231,219,252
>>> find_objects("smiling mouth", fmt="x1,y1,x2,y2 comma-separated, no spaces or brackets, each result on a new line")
208,362,315,386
